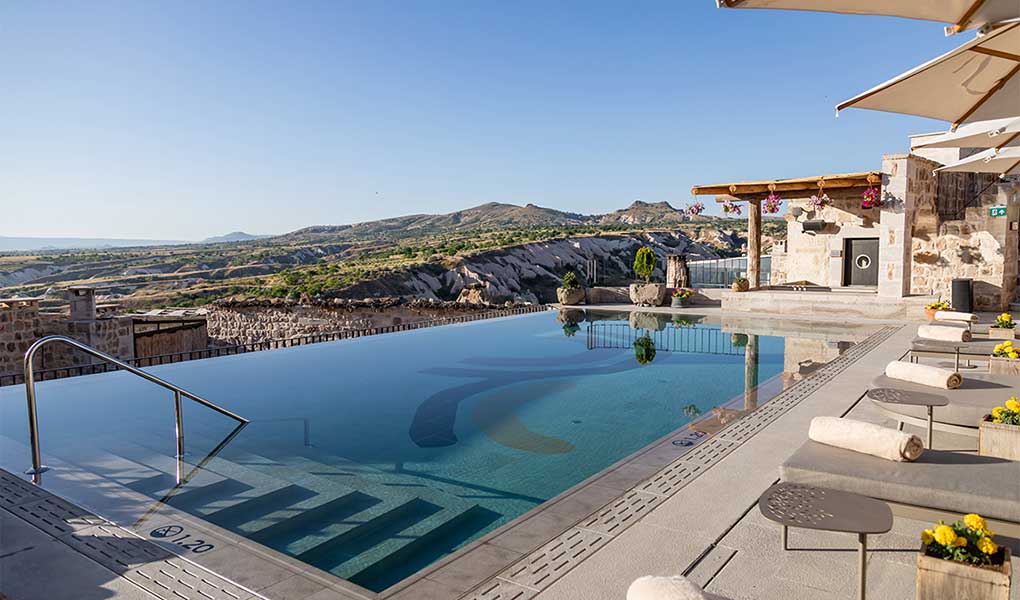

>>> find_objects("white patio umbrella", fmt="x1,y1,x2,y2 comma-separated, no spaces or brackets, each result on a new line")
716,0,1020,33
836,22,1020,127
912,116,1020,149
935,146,1020,174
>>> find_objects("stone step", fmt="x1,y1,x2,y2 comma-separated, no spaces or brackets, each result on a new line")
341,503,501,591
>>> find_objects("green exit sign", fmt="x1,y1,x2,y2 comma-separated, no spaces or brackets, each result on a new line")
990,206,1007,217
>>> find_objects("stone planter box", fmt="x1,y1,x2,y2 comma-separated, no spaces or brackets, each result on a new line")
987,327,1017,340
916,545,1011,600
988,356,1020,376
925,308,938,321
731,279,749,293
979,417,1020,461
670,296,689,308
629,283,666,307
556,287,585,306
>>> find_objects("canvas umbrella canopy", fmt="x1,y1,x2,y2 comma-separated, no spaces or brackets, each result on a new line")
935,146,1020,175
716,0,1020,34
912,116,1020,149
836,22,1020,127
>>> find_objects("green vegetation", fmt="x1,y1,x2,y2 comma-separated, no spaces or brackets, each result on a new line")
633,246,656,283
633,335,656,365
561,271,581,289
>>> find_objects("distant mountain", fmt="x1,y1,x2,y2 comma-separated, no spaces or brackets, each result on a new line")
200,232,270,244
0,236,187,252
282,202,587,242
599,201,689,225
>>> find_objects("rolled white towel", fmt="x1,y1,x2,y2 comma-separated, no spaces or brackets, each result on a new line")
885,360,962,389
628,576,706,600
934,310,977,324
918,324,972,342
809,417,924,462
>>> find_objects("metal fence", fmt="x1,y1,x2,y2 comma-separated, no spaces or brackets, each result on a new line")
687,256,771,288
0,304,552,387
586,323,744,355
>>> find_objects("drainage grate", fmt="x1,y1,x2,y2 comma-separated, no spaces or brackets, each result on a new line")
12,496,110,538
458,326,900,599
0,469,48,509
499,528,608,591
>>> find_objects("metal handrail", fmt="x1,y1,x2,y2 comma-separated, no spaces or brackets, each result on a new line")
23,335,248,483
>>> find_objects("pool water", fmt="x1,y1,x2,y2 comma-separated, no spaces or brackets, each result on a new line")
0,310,834,591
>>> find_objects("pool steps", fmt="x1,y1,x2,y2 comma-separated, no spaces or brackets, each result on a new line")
46,428,503,591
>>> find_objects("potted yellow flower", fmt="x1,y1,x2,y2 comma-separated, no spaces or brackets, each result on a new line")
917,514,1011,599
924,300,951,321
980,396,1020,461
988,313,1017,340
989,340,1020,376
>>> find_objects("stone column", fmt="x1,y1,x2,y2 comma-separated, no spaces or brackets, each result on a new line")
665,255,690,288
744,334,759,411
747,200,762,288
877,154,921,298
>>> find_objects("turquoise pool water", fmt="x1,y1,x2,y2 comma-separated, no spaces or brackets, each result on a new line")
0,310,806,590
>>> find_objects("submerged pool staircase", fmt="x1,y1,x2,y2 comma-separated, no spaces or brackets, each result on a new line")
14,336,505,592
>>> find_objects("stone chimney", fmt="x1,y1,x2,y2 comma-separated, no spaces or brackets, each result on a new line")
67,286,97,321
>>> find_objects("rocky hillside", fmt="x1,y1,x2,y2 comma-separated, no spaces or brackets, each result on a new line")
338,231,726,304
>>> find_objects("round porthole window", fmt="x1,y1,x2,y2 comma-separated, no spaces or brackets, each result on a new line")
855,255,872,269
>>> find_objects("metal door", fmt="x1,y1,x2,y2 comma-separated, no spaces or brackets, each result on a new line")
844,238,879,286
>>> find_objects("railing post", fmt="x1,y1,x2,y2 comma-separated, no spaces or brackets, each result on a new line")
174,390,185,459
24,349,47,481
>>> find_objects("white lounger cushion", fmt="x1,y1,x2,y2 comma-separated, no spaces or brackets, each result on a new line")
809,417,923,462
782,441,1020,523
917,324,971,342
934,310,978,323
885,361,962,389
628,576,730,600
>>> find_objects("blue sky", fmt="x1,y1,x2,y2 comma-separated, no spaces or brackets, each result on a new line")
2,2,961,239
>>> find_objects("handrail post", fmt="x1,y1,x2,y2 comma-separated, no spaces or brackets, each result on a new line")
174,390,185,459
24,348,48,482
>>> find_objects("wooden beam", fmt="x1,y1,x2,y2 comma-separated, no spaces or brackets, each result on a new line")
970,47,1020,63
952,0,987,34
694,173,879,197
953,63,1020,129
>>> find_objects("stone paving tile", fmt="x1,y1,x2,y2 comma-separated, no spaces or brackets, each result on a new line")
487,513,579,555
259,574,328,600
428,544,524,594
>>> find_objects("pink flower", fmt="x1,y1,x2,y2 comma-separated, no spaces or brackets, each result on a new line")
861,187,880,209
722,199,742,216
687,202,705,216
762,192,782,214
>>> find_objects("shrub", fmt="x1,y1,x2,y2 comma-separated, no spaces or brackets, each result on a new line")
562,271,581,289
633,247,657,283
633,335,656,365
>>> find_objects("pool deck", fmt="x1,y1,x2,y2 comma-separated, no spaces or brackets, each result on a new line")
2,309,1018,600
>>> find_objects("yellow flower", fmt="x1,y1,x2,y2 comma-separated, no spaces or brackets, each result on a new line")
1010,351,1019,360
964,514,987,532
934,525,957,546
953,536,968,547
1006,397,1020,413
977,536,998,555
921,529,934,545
992,406,1007,422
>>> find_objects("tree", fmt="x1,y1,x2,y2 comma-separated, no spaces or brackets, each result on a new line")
633,246,657,283
561,271,581,289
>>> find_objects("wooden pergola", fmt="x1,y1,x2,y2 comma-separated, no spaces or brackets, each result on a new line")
691,171,881,288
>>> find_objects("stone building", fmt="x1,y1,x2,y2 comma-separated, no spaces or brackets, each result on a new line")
691,144,1020,317
0,287,134,380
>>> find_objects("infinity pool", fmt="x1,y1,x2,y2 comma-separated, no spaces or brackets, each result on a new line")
0,309,844,591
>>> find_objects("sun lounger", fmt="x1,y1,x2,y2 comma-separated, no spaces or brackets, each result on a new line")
781,440,1020,524
869,373,1016,436
910,337,998,364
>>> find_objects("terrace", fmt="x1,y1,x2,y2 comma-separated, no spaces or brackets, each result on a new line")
1,302,1017,600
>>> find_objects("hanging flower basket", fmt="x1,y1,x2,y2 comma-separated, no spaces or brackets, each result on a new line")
762,192,782,214
810,193,830,211
687,202,705,217
861,186,880,209
722,199,742,216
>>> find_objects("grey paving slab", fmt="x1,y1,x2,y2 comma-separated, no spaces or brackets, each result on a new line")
427,543,524,594
385,577,469,600
259,574,329,600
486,513,579,556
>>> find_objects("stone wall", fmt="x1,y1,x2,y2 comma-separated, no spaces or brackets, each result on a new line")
910,180,1020,310
0,299,134,378
768,186,883,288
206,300,496,345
